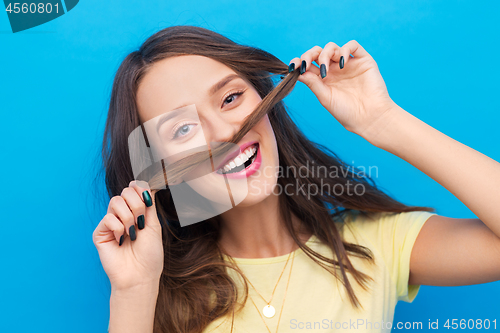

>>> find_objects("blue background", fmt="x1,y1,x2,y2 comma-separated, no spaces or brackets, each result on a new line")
1,1,499,332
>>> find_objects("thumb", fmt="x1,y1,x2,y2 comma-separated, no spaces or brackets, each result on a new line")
298,72,331,106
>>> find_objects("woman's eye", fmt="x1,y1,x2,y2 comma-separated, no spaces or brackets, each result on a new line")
173,124,195,139
222,91,243,107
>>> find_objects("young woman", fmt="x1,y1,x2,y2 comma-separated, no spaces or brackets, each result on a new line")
92,26,500,333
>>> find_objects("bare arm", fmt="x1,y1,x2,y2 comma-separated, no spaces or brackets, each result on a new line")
291,40,500,286
93,183,164,333
365,105,500,286
108,283,160,333
409,215,500,286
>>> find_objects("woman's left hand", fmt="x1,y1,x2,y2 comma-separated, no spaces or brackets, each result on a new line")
289,40,398,139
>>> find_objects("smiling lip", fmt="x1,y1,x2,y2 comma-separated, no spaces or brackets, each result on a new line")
216,143,261,179
215,141,259,171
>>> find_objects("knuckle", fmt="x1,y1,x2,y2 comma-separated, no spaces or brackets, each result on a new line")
103,213,115,224
124,210,135,224
117,209,133,224
327,41,338,49
121,187,133,196
130,202,145,214
116,223,125,233
100,213,125,233
109,195,122,206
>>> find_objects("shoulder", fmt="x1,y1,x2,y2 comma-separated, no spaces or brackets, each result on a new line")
335,210,437,249
337,209,436,232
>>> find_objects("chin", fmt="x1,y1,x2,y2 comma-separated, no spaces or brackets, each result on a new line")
235,178,279,208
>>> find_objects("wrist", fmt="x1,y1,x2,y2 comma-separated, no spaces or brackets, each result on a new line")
359,103,405,148
109,282,159,333
111,280,160,299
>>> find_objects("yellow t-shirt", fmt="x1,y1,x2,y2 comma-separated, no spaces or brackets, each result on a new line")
202,210,436,333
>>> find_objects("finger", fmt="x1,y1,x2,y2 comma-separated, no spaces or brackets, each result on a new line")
121,187,147,231
318,42,341,77
129,180,156,209
129,181,160,230
93,213,126,246
288,57,301,73
299,46,322,76
288,58,320,77
108,196,137,241
339,40,371,70
299,71,331,105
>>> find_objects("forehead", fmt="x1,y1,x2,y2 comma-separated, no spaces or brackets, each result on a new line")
136,55,237,122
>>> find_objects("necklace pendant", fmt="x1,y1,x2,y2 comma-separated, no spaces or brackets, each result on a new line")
263,304,275,318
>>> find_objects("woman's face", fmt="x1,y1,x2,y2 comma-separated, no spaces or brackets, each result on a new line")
136,55,279,210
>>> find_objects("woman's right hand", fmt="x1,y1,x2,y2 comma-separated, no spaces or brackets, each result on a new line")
93,181,164,292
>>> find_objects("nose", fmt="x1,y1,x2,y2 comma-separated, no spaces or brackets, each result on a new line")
200,111,240,149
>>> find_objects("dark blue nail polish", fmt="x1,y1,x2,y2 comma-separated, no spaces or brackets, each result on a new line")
119,234,124,246
339,56,344,69
288,63,295,73
137,215,145,230
300,60,306,74
129,225,137,241
320,64,327,79
142,191,152,207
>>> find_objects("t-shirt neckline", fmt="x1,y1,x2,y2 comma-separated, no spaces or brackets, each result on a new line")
221,234,317,265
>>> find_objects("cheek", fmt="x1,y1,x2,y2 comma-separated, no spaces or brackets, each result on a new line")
244,91,263,115
261,114,275,137
261,114,276,142
258,115,279,162
241,90,278,162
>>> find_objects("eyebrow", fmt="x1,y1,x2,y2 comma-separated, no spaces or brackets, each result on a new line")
155,74,243,133
208,73,241,96
155,108,185,133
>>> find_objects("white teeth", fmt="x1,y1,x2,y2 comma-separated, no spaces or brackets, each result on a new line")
220,144,258,173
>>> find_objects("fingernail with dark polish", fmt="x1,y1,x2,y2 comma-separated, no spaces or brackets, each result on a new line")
300,60,306,74
288,63,295,73
138,215,145,230
119,234,124,246
129,225,137,241
143,191,152,207
320,64,327,79
339,56,344,69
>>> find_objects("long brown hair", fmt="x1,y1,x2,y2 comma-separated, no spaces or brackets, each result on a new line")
102,25,434,333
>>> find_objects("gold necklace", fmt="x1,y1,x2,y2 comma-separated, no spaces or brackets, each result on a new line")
222,242,295,318
248,251,295,333
242,245,294,318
